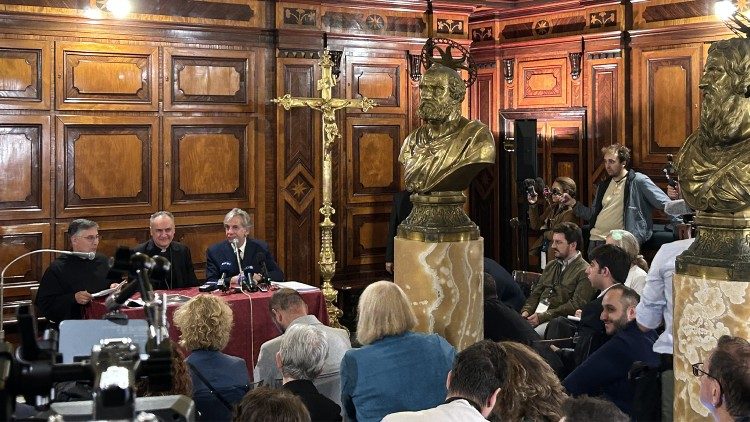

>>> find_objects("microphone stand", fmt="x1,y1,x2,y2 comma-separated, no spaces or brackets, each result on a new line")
0,249,91,341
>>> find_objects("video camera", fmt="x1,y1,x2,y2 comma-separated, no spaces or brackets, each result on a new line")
0,247,194,421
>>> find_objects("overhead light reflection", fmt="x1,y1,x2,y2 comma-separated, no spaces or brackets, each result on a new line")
105,0,131,19
715,0,738,21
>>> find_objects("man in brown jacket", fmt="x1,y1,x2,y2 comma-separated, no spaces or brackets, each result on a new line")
521,222,595,336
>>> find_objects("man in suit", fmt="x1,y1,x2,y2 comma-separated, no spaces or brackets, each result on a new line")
255,288,351,405
545,244,631,370
563,285,660,416
133,211,198,289
278,324,342,421
484,257,525,311
521,222,595,336
206,208,284,286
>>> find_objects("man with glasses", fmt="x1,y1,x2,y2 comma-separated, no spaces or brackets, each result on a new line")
560,144,673,255
694,335,750,422
133,211,198,289
521,222,594,336
35,219,112,324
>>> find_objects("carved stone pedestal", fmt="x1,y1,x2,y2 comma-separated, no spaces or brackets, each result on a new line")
393,236,484,351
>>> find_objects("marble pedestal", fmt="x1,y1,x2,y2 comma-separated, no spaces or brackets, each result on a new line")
393,236,484,351
673,274,750,421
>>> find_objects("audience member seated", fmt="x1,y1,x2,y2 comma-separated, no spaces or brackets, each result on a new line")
135,346,192,398
527,176,578,268
694,335,750,422
490,341,567,422
636,237,695,422
545,244,631,372
484,258,525,311
133,211,199,289
559,395,629,422
483,274,564,376
173,294,250,422
340,281,455,422
278,324,342,421
254,288,350,404
521,222,595,336
35,218,114,325
563,285,660,416
233,387,311,422
605,229,648,294
383,340,505,421
385,190,412,274
206,208,284,286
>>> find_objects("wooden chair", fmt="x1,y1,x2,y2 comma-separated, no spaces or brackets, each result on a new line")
512,270,542,299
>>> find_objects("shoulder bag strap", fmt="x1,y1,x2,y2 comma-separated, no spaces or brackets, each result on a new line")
187,362,234,411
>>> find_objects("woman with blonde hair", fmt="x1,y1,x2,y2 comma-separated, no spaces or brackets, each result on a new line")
491,341,567,422
605,229,648,294
528,176,578,268
340,281,455,422
174,294,249,422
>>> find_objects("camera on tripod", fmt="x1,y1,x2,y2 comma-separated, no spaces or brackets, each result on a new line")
0,247,195,421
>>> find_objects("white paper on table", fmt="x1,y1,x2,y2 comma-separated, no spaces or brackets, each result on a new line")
271,281,320,292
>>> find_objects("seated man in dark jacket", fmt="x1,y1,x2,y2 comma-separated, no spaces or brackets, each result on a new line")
484,258,525,312
563,285,659,416
133,211,199,289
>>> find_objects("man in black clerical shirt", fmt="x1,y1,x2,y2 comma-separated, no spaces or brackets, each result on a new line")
133,211,198,289
35,219,112,323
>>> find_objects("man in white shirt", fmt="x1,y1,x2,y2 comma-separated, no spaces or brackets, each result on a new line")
254,288,350,405
382,340,503,422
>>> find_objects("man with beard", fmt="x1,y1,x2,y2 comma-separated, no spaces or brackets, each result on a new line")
563,284,660,417
399,64,495,193
676,38,750,213
561,144,672,254
521,222,595,336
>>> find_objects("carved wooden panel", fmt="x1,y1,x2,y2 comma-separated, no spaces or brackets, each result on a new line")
164,117,256,213
0,40,51,110
517,57,568,108
635,45,701,166
55,42,158,111
347,57,407,114
276,57,320,284
345,206,390,266
0,223,51,313
164,48,256,112
0,116,50,220
55,116,158,217
172,215,228,281
346,118,403,204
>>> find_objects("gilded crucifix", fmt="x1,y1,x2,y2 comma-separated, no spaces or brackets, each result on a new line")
273,49,376,328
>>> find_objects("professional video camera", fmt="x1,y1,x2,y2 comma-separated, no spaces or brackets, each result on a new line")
0,247,195,421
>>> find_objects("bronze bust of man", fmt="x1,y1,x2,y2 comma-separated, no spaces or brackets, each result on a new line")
399,64,495,193
676,38,750,213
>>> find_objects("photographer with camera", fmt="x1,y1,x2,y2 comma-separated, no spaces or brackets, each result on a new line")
526,177,578,269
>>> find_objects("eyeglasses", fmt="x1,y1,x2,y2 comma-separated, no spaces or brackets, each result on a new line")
77,234,100,241
551,188,562,196
691,362,723,391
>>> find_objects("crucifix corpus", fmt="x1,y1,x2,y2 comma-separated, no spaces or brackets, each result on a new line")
273,49,377,328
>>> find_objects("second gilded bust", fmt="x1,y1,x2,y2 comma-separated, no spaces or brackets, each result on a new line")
399,64,495,193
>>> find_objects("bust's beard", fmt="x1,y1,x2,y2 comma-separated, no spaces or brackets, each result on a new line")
418,100,453,123
700,91,750,147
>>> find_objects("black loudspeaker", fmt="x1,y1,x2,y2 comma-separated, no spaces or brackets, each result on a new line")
515,119,538,183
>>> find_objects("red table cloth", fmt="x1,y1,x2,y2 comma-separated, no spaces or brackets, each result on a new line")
85,287,329,378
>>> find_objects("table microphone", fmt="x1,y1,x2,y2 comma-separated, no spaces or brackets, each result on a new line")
105,279,140,311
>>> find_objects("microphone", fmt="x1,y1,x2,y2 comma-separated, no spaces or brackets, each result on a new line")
231,238,245,287
254,251,272,283
0,249,101,340
104,279,140,311
217,262,231,292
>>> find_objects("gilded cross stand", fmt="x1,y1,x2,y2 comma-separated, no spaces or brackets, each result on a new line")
273,49,376,328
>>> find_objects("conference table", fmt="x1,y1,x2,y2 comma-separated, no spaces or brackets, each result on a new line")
85,286,329,377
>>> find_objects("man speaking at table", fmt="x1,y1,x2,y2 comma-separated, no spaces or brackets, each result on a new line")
206,208,284,287
133,211,199,289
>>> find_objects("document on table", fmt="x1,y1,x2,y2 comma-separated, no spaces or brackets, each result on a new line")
272,281,320,292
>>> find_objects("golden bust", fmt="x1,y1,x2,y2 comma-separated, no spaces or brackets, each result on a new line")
399,64,495,193
676,38,750,213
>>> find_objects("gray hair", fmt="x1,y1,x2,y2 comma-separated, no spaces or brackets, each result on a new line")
279,325,329,381
223,208,252,229
67,219,98,237
150,210,175,224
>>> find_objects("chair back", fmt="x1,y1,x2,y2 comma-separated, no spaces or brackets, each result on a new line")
512,270,542,298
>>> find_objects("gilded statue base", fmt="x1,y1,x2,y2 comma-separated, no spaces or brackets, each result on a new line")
672,273,750,421
393,236,484,351
397,191,479,243
675,210,750,280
